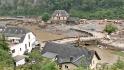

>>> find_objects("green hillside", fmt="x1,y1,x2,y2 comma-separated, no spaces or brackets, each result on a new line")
0,0,124,19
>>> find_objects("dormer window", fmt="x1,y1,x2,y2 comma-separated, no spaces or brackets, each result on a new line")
12,39,19,44
57,14,59,16
70,56,73,62
12,39,14,43
58,13,61,16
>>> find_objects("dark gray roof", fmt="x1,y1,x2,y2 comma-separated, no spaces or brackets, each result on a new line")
4,27,30,35
19,35,26,43
0,26,5,32
72,55,91,67
0,26,30,37
42,42,100,67
0,26,5,29
52,10,69,17
0,26,30,43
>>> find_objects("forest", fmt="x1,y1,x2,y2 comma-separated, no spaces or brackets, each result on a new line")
0,0,124,19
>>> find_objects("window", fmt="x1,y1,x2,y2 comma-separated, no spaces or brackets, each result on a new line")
28,35,30,39
85,43,90,46
12,39,14,43
12,49,15,53
25,44,27,49
59,17,60,20
65,65,68,68
20,48,21,51
29,42,30,47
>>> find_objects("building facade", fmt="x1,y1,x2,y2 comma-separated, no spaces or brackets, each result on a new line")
51,10,69,24
0,26,37,66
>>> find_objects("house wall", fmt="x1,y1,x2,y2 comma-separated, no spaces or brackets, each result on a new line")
7,37,20,44
10,44,23,57
64,17,67,20
90,55,99,70
16,58,25,66
10,32,36,57
61,63,77,70
7,37,20,41
40,42,46,50
57,55,99,70
53,17,58,20
60,17,64,20
52,17,67,21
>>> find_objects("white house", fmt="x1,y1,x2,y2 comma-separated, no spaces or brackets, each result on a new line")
0,26,37,66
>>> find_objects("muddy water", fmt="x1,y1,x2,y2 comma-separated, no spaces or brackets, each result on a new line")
21,25,65,42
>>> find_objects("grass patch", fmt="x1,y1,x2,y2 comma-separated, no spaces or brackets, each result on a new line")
112,51,124,57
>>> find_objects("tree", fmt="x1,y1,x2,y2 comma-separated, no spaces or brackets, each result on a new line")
0,35,9,51
20,49,58,70
42,13,50,22
0,0,124,19
0,35,14,69
104,23,118,34
0,49,14,67
27,50,43,63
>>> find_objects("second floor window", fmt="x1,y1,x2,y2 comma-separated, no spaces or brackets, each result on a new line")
28,35,30,39
29,42,30,47
12,49,15,53
20,48,21,51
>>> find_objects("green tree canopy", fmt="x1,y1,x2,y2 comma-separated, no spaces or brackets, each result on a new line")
42,13,50,22
19,49,58,70
0,35,14,69
0,0,124,19
104,23,118,34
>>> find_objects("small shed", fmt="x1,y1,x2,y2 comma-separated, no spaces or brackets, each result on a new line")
14,55,26,66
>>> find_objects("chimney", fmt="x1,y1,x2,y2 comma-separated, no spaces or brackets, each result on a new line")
70,56,73,62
